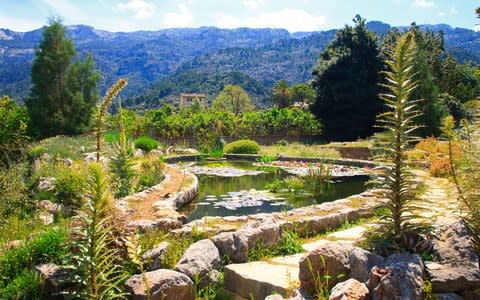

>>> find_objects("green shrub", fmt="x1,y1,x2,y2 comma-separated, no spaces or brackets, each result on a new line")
55,167,87,207
28,145,47,160
134,136,160,152
276,139,289,146
137,159,165,191
283,176,305,192
0,269,46,300
0,228,66,296
223,139,260,154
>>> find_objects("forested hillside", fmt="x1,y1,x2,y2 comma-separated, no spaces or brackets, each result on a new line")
0,22,479,107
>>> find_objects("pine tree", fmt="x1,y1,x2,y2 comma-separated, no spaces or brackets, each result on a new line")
26,19,99,138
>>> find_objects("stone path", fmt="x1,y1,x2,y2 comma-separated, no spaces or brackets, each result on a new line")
120,164,194,221
224,169,461,299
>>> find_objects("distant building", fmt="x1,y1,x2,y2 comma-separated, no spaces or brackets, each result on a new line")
179,93,207,108
292,101,309,110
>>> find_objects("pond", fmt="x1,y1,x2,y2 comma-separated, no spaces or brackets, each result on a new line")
179,161,368,220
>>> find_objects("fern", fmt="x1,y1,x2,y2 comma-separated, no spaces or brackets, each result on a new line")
373,33,425,240
96,78,128,162
65,163,127,299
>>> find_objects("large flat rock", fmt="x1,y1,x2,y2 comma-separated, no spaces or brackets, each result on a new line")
224,254,302,300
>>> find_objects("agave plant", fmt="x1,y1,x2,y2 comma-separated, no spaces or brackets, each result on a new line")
372,33,426,243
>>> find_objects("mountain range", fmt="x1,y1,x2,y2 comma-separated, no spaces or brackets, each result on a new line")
1,21,479,108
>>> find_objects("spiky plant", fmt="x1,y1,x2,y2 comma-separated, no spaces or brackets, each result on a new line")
446,111,480,250
65,163,127,299
110,98,135,198
96,78,128,162
373,33,425,242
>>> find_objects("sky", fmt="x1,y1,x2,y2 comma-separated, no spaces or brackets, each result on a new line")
0,0,478,33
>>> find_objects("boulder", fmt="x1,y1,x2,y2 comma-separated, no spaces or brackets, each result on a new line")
63,158,73,167
236,218,281,251
367,253,424,300
151,149,164,157
299,240,353,292
38,211,54,225
134,149,145,158
34,263,69,298
349,247,384,283
48,203,63,215
127,218,182,232
174,239,221,286
211,218,281,263
38,177,56,191
155,218,182,232
125,269,194,300
142,241,170,271
165,146,174,155
211,231,249,263
426,220,480,293
40,152,51,161
265,294,285,300
37,199,54,210
329,278,369,300
435,293,464,300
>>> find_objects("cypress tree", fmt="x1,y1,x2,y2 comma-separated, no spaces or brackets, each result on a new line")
26,19,99,138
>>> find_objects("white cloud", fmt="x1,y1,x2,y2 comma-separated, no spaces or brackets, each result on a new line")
0,14,43,31
243,0,263,10
475,25,480,32
163,3,193,28
413,0,435,8
449,7,458,15
216,9,326,32
42,0,87,22
117,0,155,19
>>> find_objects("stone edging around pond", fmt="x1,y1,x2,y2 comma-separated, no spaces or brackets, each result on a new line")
164,153,378,169
171,189,384,244
120,155,377,232
123,189,388,298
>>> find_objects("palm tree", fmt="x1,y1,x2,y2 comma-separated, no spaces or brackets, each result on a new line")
272,80,291,109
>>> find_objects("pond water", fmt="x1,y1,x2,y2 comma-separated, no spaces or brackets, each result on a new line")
179,161,368,220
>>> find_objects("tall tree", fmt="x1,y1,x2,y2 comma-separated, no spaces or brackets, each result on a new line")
311,15,383,141
0,96,29,164
271,80,292,109
381,25,447,136
410,25,446,136
26,19,99,138
212,84,254,115
290,83,315,106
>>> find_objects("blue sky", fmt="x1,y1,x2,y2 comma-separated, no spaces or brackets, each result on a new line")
0,0,478,32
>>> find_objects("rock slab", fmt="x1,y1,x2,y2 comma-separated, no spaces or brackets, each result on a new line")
125,269,194,300
349,247,384,283
329,278,369,300
142,241,170,271
174,239,221,286
224,254,301,300
426,220,480,293
367,253,424,300
299,240,353,292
